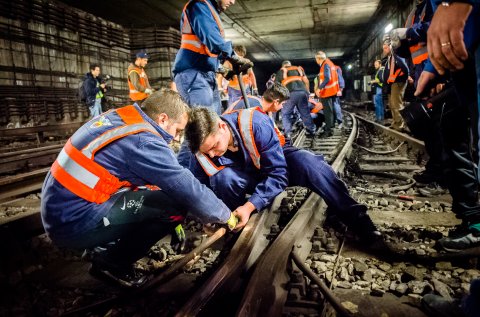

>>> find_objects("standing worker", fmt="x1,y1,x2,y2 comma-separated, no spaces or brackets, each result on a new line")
370,60,385,123
382,39,409,132
41,90,238,288
127,50,153,104
83,63,106,118
333,64,345,128
223,45,258,105
275,60,316,138
172,0,252,114
315,51,340,137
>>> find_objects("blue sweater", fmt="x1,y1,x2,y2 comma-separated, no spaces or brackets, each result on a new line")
172,0,234,75
41,104,231,241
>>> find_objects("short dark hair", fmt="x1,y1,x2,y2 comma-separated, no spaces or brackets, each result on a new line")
185,107,220,152
263,82,290,103
233,45,247,56
142,89,189,123
90,63,100,71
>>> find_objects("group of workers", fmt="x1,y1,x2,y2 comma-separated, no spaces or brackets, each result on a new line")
40,0,480,315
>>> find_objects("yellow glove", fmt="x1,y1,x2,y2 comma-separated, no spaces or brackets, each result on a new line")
226,212,238,231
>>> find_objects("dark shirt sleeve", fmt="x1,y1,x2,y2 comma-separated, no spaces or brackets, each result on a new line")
248,112,289,210
396,55,410,77
318,63,331,89
127,134,231,223
275,70,283,84
188,2,234,60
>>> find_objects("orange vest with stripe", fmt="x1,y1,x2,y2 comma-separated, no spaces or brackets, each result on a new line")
180,0,224,57
405,4,428,65
50,106,160,204
318,59,339,98
281,66,306,87
128,65,150,101
309,98,323,114
196,107,285,176
386,56,405,84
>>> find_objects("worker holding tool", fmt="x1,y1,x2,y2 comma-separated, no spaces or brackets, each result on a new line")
172,0,253,114
215,83,382,243
128,50,153,103
41,90,238,289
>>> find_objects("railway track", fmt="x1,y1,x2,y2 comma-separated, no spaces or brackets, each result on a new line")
2,112,479,317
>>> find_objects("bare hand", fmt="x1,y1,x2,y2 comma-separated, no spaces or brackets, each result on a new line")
414,71,436,97
233,202,255,231
427,3,472,75
100,83,106,89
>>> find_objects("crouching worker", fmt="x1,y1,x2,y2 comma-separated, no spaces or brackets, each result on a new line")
211,83,382,243
41,90,238,288
184,106,289,229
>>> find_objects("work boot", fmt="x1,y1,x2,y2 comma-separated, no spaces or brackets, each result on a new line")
339,207,382,244
89,256,148,288
418,183,448,197
436,230,480,252
422,294,464,317
413,170,443,185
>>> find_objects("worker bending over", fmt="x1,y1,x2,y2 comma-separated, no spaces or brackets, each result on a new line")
41,90,237,288
217,83,381,242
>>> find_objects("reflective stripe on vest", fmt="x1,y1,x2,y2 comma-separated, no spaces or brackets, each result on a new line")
128,67,149,101
195,152,225,176
309,99,323,114
405,4,428,65
281,66,304,87
387,56,404,83
318,59,339,98
238,108,261,169
409,43,428,65
96,81,103,99
180,0,224,57
375,67,384,87
50,106,160,203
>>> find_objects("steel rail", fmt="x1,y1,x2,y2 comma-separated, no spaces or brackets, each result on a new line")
236,113,357,316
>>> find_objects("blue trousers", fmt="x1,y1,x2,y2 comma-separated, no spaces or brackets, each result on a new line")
373,87,384,121
174,69,222,114
56,190,181,267
205,145,365,221
281,90,315,136
283,145,365,218
333,97,343,123
89,98,102,118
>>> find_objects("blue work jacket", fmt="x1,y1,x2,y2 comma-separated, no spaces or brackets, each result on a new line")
41,104,231,241
172,0,234,75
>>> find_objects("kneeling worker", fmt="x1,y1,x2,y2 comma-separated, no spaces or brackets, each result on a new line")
184,88,381,242
41,90,238,288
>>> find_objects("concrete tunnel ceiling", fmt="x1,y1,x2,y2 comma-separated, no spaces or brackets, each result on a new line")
57,0,382,64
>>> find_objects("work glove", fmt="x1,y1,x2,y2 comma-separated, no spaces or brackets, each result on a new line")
226,212,239,231
170,224,186,253
228,55,254,75
252,88,259,96
217,64,235,80
145,88,153,95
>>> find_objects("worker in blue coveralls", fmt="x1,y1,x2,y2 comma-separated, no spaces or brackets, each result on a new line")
413,0,480,254
275,60,316,139
172,0,252,114
41,90,238,288
216,83,381,242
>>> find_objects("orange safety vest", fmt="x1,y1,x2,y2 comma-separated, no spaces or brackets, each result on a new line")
309,98,323,114
387,56,405,84
281,66,306,87
180,0,224,57
405,4,428,65
128,65,150,101
318,59,339,98
196,107,285,176
228,71,252,90
50,106,160,203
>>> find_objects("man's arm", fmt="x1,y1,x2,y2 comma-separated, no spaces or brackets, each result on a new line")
128,134,231,224
318,64,331,89
128,71,146,92
189,2,234,60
